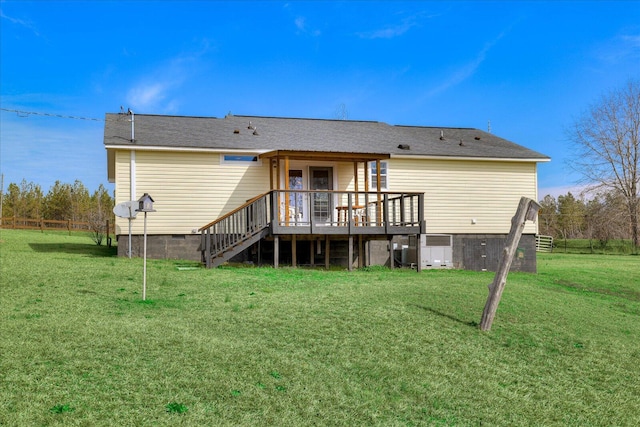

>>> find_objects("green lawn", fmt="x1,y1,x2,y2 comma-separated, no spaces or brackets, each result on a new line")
1,229,639,426
552,238,637,255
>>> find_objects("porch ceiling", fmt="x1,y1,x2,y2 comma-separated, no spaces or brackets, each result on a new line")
259,150,390,163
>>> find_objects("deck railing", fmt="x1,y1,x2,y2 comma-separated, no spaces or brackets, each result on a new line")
199,189,425,266
272,190,425,234
198,192,272,265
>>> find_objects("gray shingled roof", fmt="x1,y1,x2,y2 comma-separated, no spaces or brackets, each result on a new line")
103,113,549,160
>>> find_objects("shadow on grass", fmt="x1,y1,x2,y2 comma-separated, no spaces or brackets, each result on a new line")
29,243,118,258
411,304,479,328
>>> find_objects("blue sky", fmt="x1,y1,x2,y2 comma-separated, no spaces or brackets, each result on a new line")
1,1,639,198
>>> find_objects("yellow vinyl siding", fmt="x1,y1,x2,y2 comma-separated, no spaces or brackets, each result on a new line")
389,158,539,234
114,150,269,235
113,149,539,236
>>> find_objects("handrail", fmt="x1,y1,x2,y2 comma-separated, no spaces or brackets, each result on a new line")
199,191,271,232
199,189,425,267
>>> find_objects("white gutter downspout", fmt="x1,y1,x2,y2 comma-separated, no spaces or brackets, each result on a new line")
130,150,136,201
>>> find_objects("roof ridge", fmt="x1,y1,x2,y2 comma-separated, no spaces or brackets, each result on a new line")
394,124,478,130
107,112,219,119
231,114,383,125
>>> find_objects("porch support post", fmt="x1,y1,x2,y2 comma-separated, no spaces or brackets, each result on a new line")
325,235,330,270
389,236,394,270
358,235,363,268
376,159,382,226
269,159,275,190
354,162,359,206
276,158,281,224
274,236,280,269
348,235,353,272
284,156,290,225
292,235,297,267
364,162,370,226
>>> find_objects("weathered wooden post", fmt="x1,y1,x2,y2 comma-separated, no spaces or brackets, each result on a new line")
480,197,540,331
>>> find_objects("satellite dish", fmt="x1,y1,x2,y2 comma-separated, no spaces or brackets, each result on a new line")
113,201,138,219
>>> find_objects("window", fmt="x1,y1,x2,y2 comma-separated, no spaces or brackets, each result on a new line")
221,154,261,166
369,161,388,190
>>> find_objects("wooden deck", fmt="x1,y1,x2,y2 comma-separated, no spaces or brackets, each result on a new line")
199,190,425,269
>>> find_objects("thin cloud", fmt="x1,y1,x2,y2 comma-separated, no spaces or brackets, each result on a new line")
294,16,321,36
596,32,640,63
125,47,210,113
0,8,40,36
127,83,168,111
357,11,440,40
425,28,508,97
358,17,417,39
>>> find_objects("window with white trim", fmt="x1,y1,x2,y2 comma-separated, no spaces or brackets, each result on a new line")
369,161,388,190
220,154,262,166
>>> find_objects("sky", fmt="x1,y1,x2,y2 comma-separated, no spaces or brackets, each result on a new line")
1,1,639,199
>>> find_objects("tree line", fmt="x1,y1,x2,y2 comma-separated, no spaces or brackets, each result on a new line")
538,190,635,250
1,179,115,244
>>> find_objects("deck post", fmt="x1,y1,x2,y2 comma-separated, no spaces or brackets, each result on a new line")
310,239,315,266
348,235,353,272
383,193,389,234
358,235,363,268
274,236,280,269
292,235,297,267
205,229,212,268
325,235,330,270
418,194,425,233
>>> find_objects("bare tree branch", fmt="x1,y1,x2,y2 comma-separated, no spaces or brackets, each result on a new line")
567,78,640,247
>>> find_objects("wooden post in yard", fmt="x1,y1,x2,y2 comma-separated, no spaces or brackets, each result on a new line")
479,197,541,331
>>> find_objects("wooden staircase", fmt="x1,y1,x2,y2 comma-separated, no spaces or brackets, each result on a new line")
199,189,426,269
199,192,272,268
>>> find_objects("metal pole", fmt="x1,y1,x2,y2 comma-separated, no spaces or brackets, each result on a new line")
142,211,147,301
128,218,132,258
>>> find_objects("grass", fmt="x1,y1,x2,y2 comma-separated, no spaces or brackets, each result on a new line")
1,229,639,426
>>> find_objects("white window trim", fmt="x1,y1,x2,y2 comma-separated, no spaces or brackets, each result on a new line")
220,154,262,166
369,160,389,191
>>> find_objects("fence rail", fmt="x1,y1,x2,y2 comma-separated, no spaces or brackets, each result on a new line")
536,235,554,253
0,216,109,235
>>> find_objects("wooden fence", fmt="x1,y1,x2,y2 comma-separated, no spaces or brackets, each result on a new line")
0,216,110,236
536,235,554,253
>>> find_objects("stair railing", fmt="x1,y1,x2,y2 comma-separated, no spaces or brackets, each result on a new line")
199,192,272,267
